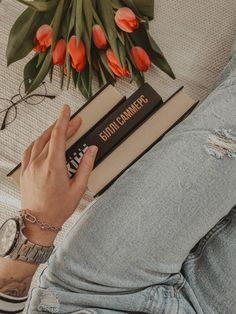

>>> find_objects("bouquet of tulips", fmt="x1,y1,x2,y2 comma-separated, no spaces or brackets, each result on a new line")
7,0,175,98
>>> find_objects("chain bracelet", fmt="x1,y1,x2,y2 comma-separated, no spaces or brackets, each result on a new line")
20,209,62,233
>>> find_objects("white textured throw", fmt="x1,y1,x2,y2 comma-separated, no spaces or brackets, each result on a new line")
0,1,236,306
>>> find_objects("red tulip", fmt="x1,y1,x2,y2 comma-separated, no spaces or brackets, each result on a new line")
131,46,151,72
115,7,139,33
33,24,53,52
68,36,86,72
52,39,66,65
92,24,107,49
106,48,129,77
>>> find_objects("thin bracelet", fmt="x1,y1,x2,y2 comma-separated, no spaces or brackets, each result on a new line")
20,209,62,233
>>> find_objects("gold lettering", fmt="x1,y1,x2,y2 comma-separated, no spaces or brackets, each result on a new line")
99,95,149,141
125,106,138,117
131,100,139,110
104,127,113,137
116,116,125,125
120,113,129,123
123,109,134,120
110,121,119,132
99,132,108,142
140,94,148,104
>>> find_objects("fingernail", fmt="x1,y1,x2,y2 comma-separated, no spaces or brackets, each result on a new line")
62,104,69,113
90,145,98,154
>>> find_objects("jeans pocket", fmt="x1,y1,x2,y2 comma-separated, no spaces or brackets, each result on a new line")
183,206,236,264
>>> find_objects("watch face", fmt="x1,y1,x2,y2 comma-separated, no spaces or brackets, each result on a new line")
0,219,19,257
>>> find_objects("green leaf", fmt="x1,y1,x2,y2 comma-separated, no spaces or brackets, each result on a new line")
122,0,154,19
148,34,175,79
97,59,108,86
124,34,144,86
36,51,47,68
117,40,126,68
132,0,154,19
97,55,115,84
99,51,115,78
97,71,105,87
23,54,40,91
61,1,73,38
77,64,92,99
51,0,66,48
130,24,175,79
117,30,125,46
77,79,88,98
111,0,123,9
97,0,122,66
26,51,52,93
83,63,93,98
60,66,65,89
16,0,58,12
66,56,72,90
82,0,93,64
66,0,76,89
127,58,144,86
49,65,54,82
72,68,79,88
92,6,103,26
121,0,140,16
147,32,164,56
66,1,76,40
6,5,54,66
7,8,38,66
75,0,83,45
25,0,66,93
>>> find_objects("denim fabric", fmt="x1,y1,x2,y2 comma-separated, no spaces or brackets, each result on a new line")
27,54,236,313
181,206,236,314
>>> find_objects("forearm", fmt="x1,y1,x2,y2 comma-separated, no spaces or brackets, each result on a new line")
0,222,56,313
0,106,97,312
0,255,38,313
0,257,38,298
0,222,56,297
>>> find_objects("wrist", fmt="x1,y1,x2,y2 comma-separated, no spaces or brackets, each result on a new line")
20,209,62,246
23,222,57,247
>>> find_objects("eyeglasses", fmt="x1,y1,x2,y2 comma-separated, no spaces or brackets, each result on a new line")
0,80,56,131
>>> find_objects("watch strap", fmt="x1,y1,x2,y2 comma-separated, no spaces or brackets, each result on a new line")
9,238,54,264
8,220,54,264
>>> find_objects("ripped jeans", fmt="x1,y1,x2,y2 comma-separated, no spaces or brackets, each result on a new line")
27,54,236,314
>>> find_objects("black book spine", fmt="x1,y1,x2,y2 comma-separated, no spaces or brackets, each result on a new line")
66,83,163,177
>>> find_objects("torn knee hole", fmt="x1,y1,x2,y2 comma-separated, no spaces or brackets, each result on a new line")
204,128,236,159
38,288,60,313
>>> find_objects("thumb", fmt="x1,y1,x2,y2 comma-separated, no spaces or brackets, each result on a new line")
71,145,98,196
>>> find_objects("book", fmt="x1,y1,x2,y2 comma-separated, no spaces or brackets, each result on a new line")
7,83,125,183
8,84,198,211
66,84,163,177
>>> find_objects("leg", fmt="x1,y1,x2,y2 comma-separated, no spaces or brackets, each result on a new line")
181,206,236,314
180,47,236,314
27,55,236,313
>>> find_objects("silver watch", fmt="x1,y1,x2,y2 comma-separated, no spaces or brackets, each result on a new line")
0,217,54,264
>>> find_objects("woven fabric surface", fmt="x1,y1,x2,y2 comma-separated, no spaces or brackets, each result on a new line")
0,0,236,304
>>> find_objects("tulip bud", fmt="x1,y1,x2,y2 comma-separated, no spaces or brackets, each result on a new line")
131,46,151,72
68,36,86,72
52,39,66,65
92,24,107,49
33,24,53,53
115,7,139,33
106,48,129,77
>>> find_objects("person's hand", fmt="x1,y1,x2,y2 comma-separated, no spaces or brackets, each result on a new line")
20,105,98,246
